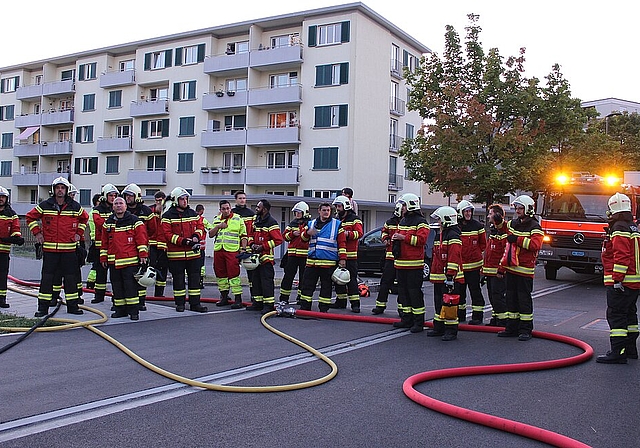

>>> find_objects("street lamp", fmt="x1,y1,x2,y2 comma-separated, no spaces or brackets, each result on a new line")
605,111,622,135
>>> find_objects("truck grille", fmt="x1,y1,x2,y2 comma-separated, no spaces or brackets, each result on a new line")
550,235,603,251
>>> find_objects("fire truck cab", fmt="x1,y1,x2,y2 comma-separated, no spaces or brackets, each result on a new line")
538,173,640,280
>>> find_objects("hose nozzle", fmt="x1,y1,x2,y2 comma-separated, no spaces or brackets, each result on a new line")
275,301,296,317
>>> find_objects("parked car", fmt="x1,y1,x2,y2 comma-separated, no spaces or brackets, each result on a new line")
357,226,435,280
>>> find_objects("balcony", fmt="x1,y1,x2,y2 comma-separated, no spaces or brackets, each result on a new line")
388,174,404,191
100,70,136,89
16,84,43,100
127,169,166,185
199,167,245,185
390,58,403,79
245,166,299,185
202,90,247,111
248,84,302,109
129,100,169,117
39,172,70,186
12,172,39,186
249,44,303,71
203,52,249,76
97,137,132,153
247,126,299,146
15,114,41,128
42,80,75,97
390,97,405,116
40,140,72,156
14,143,41,157
389,134,403,153
9,202,37,216
41,109,74,126
201,128,246,148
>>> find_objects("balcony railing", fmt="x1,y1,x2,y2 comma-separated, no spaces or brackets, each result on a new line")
16,83,43,100
97,137,133,153
12,172,39,186
246,126,300,146
390,58,403,79
14,143,41,157
248,84,302,108
129,100,169,117
202,90,247,111
200,128,247,148
199,167,245,185
39,172,70,186
42,80,75,97
127,169,166,185
249,44,303,70
40,140,72,156
389,134,403,153
203,52,250,75
388,174,404,191
390,97,405,116
245,166,299,185
41,109,74,126
100,69,136,88
15,114,42,128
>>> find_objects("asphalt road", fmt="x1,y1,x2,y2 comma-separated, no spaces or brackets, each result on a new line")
0,260,637,448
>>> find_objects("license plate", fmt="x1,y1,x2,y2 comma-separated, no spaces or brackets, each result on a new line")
571,251,585,257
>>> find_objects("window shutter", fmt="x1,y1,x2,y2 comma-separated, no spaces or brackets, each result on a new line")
165,50,173,67
188,80,196,99
144,53,151,71
303,190,312,197
341,21,350,43
174,47,183,66
403,50,409,68
89,157,98,174
141,120,148,138
315,65,324,86
340,63,349,84
74,158,81,174
78,64,85,81
197,44,205,63
76,129,82,143
161,119,170,137
0,82,3,93
87,126,93,142
315,106,330,128
308,25,317,47
14,76,19,88
338,105,348,127
173,83,181,101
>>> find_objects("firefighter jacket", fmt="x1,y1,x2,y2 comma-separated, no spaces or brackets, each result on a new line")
284,217,309,257
303,217,347,267
212,212,247,253
601,213,640,288
26,197,88,253
338,210,363,260
459,218,486,271
249,212,283,265
499,216,543,278
232,205,254,237
482,221,507,276
149,203,166,250
381,215,400,260
0,206,21,254
91,202,113,249
199,216,214,253
161,205,205,261
128,203,156,248
100,211,149,268
430,225,463,283
394,211,429,270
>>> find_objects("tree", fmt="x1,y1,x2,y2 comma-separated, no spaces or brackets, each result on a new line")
401,14,590,205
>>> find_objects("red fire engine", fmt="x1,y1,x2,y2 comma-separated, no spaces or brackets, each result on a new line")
538,172,640,280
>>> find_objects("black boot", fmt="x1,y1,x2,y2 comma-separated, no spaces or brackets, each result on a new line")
50,292,60,307
216,291,231,307
596,338,628,364
175,300,185,312
442,325,458,341
261,303,276,315
457,308,467,323
111,305,128,318
426,319,445,337
0,296,9,308
154,286,165,297
329,298,347,309
189,300,208,313
86,281,95,290
34,300,49,317
91,290,105,304
626,332,639,359
469,311,483,325
393,313,413,329
371,306,385,315
129,305,139,321
67,300,84,315
231,295,244,309
279,294,290,305
298,300,312,311
138,296,147,311
410,314,425,333
350,300,360,313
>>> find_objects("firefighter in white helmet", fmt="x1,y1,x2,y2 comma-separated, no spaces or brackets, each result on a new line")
90,183,120,306
372,202,403,315
0,186,24,308
280,201,311,304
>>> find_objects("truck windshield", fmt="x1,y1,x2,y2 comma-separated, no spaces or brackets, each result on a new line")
542,192,608,222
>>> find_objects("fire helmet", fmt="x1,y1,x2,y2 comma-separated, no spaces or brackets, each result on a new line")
242,253,260,271
135,266,158,287
331,267,351,286
431,206,458,227
332,195,352,211
399,193,420,212
170,187,190,206
51,176,71,195
608,192,631,215
292,201,310,218
0,186,10,204
122,183,143,203
456,200,474,217
512,195,536,217
101,183,119,202
68,184,79,197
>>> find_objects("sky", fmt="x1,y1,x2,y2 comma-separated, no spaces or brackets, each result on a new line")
1,0,638,103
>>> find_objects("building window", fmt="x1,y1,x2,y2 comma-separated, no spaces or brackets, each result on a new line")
35,75,43,85
75,157,98,175
75,126,94,143
0,161,11,176
403,50,419,73
225,78,247,93
267,150,296,169
313,147,338,170
105,156,119,174
108,90,122,108
60,99,74,111
314,105,348,128
82,94,96,111
225,41,249,55
270,72,298,88
224,115,246,131
149,87,169,101
119,60,135,71
406,123,415,139
0,105,14,121
179,116,195,136
78,63,97,80
141,119,169,138
78,189,91,206
147,155,166,171
308,21,350,47
58,130,72,142
177,153,193,172
268,111,297,128
175,44,205,66
116,124,131,139
173,80,196,101
0,76,19,93
143,50,173,70
223,152,244,170
270,33,300,48
61,70,75,81
315,63,348,86
389,194,397,203
306,190,339,199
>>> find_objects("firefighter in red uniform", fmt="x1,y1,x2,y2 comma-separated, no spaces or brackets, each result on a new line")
597,192,640,363
162,187,208,313
149,191,167,297
391,194,429,333
246,199,283,314
26,177,89,316
280,201,310,304
232,191,256,304
101,197,148,321
0,186,24,308
372,203,402,315
331,195,363,313
90,184,119,304
456,200,487,324
123,183,156,311
482,204,508,326
426,206,464,341
497,195,543,341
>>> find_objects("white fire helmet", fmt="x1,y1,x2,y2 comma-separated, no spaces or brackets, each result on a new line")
393,202,403,217
135,266,157,287
608,192,631,215
292,201,310,218
512,195,536,217
456,200,474,217
431,206,458,227
122,183,143,202
242,253,260,271
101,183,119,201
331,267,351,285
170,187,190,206
50,177,71,195
399,193,420,212
332,195,352,211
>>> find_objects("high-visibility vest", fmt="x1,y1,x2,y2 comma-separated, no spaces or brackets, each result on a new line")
212,213,246,252
307,218,340,261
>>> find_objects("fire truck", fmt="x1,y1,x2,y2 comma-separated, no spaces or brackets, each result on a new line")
538,172,640,280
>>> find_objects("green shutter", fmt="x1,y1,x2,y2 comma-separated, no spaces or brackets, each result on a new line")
341,21,350,43
173,83,181,101
308,25,317,47
161,119,170,137
165,49,173,67
315,106,331,128
338,105,348,127
197,44,205,63
78,64,85,81
144,53,151,71
174,47,183,66
89,157,98,174
75,128,82,143
315,65,324,86
403,50,409,68
141,121,148,138
14,76,19,88
340,63,349,84
74,158,81,174
188,80,196,99
87,126,93,142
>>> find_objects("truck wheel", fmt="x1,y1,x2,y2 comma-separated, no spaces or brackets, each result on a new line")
545,266,558,280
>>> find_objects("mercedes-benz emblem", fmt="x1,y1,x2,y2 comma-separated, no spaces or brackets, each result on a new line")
573,233,585,245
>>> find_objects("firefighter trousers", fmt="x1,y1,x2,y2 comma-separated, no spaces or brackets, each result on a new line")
38,252,80,311
300,265,335,307
252,263,275,305
375,259,396,308
606,285,639,343
486,275,508,322
459,269,485,319
397,268,424,315
168,258,202,306
504,272,534,334
280,255,306,300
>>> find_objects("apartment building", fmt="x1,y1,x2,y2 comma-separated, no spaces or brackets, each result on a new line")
0,3,430,236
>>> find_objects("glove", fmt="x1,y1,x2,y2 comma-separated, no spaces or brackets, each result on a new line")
507,234,518,244
192,243,201,253
76,245,87,267
613,282,625,292
34,242,43,260
2,236,25,246
480,276,487,286
182,238,194,247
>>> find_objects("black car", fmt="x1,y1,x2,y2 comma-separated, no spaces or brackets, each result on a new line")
357,226,435,280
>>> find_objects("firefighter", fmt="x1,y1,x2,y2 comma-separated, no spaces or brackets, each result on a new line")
0,186,24,308
426,206,463,341
372,203,402,315
209,199,248,309
90,184,119,305
246,199,283,314
26,177,89,316
331,195,363,313
482,204,508,326
195,204,214,288
456,200,487,324
149,191,168,297
232,191,256,305
497,195,543,341
85,193,101,290
123,183,156,311
161,187,208,313
597,192,640,363
280,201,310,304
391,194,429,333
100,197,148,321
